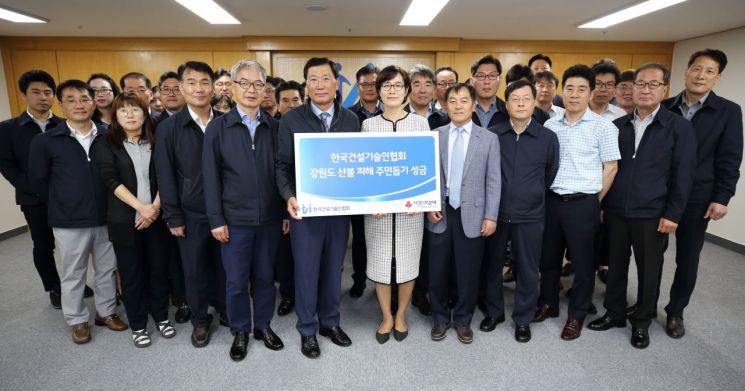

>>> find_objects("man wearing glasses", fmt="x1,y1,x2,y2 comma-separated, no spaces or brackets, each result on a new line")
153,71,186,127
119,72,154,114
589,60,627,121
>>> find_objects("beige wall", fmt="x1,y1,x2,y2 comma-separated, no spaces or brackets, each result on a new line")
670,27,745,246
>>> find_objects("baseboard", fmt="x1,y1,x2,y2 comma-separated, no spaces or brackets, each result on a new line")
0,225,28,242
705,233,745,255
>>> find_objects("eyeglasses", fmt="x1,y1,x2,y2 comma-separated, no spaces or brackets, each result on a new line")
535,82,556,89
62,97,93,105
381,83,405,92
473,73,500,81
160,87,181,95
507,96,535,104
307,76,333,87
617,83,633,91
595,81,617,89
633,81,666,90
436,81,456,88
116,107,144,116
358,82,376,90
234,80,266,90
214,81,233,88
92,88,112,96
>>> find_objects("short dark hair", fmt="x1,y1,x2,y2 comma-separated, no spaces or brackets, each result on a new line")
471,55,502,76
619,69,635,83
375,65,411,99
445,83,477,102
562,64,595,90
634,63,671,85
109,92,156,148
214,68,230,79
56,79,94,102
408,64,435,83
18,70,56,95
303,57,338,80
505,64,534,85
266,76,285,88
158,71,179,87
435,66,459,82
355,64,380,82
275,80,305,102
535,71,559,86
688,48,727,73
528,54,552,68
119,72,152,90
210,94,235,109
87,73,120,97
177,61,215,82
592,60,621,83
505,79,537,101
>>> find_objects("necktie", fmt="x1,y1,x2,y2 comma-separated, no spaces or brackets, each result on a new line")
320,112,330,132
449,128,465,209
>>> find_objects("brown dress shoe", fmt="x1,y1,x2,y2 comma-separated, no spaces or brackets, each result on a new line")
191,326,210,348
72,322,91,344
533,304,559,323
560,318,583,340
94,313,129,331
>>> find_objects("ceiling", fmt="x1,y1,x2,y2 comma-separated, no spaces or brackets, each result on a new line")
0,0,744,42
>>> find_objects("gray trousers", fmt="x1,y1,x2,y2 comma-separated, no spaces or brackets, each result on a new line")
53,226,117,326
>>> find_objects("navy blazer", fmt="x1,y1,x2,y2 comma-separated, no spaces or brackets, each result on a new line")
662,91,743,206
605,106,697,223
428,98,550,130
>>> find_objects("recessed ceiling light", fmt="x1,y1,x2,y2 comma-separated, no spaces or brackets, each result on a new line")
305,5,327,12
0,6,47,23
578,0,687,29
400,0,449,26
174,0,240,24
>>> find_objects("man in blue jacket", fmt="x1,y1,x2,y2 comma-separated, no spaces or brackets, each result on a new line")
202,60,285,361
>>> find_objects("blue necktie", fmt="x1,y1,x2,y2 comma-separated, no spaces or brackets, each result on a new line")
320,112,330,132
449,128,465,209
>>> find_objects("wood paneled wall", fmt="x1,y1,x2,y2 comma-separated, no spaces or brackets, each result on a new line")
0,36,673,117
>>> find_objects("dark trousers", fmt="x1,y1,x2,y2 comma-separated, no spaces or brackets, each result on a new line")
664,202,710,319
428,205,484,327
112,221,170,330
275,232,294,301
21,204,60,292
350,215,367,285
604,214,665,329
539,194,599,321
595,222,609,267
291,215,350,336
166,234,186,305
176,219,226,327
484,221,544,326
221,223,281,334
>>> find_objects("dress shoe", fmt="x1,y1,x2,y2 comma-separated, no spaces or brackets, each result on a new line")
515,324,531,343
666,316,685,339
319,326,352,347
533,304,559,323
191,326,210,348
174,303,191,324
376,329,391,344
219,312,230,328
94,313,128,331
597,268,609,284
560,262,574,277
254,328,284,350
631,327,650,349
479,314,505,332
502,267,515,283
230,332,249,361
83,285,94,298
301,335,320,358
588,313,626,331
349,281,366,298
431,323,451,341
71,322,91,344
277,298,294,316
393,328,408,342
412,294,433,316
560,318,583,340
625,303,638,317
49,290,62,309
455,325,473,344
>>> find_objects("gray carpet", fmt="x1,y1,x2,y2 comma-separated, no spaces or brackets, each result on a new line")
1,232,744,390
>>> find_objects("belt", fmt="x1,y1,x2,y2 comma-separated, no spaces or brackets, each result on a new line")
549,191,592,202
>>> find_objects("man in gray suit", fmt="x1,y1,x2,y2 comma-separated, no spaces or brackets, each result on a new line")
426,83,501,344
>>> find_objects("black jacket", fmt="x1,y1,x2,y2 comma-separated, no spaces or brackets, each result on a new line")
28,121,108,228
605,107,697,223
492,120,560,223
91,135,159,245
662,91,743,206
276,101,361,200
0,111,63,205
348,101,383,126
202,108,284,229
154,107,212,228
428,98,550,130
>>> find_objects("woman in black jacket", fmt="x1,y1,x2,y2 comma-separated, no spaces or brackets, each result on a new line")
92,92,174,348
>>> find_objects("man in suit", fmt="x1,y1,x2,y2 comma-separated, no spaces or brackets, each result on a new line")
405,64,437,119
589,63,696,349
153,71,186,127
276,57,361,358
433,67,458,111
660,48,743,338
426,83,501,344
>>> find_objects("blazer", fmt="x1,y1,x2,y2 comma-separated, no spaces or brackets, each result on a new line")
428,98,550,130
425,123,501,238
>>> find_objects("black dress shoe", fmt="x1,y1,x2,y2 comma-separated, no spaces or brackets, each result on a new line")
479,314,505,332
376,329,391,344
301,335,320,358
319,326,352,347
393,328,408,342
515,324,531,343
455,325,473,344
349,281,365,298
431,323,451,341
175,303,191,324
588,313,626,331
631,327,650,349
666,316,685,339
49,290,62,309
83,285,94,298
219,312,230,327
254,328,284,350
597,269,609,284
277,298,294,316
230,332,249,361
412,295,433,316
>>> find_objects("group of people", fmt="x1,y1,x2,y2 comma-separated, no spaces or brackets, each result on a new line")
0,48,741,362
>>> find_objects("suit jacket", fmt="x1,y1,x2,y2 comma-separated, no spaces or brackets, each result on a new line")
425,123,501,238
428,98,549,130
